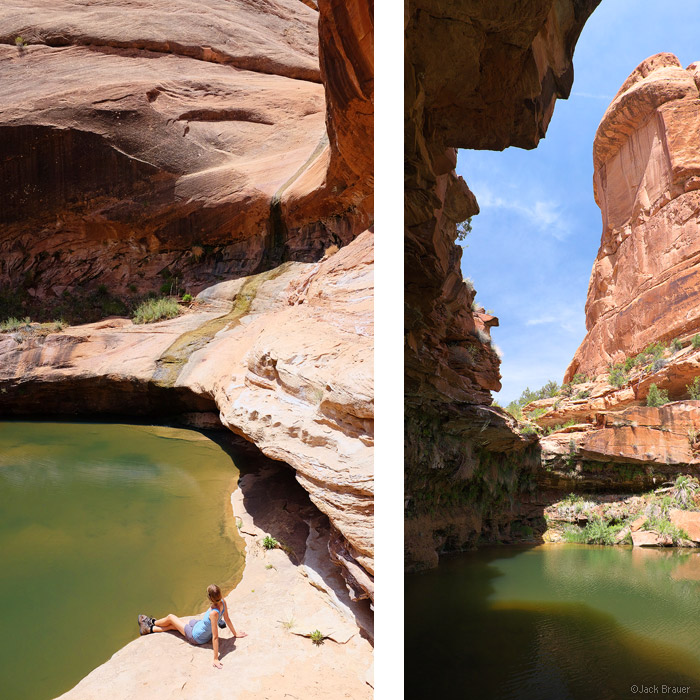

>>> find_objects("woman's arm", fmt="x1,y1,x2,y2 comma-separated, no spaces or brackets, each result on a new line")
212,618,222,668
224,603,247,638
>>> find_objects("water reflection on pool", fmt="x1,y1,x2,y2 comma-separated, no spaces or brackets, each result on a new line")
0,422,245,700
405,544,700,699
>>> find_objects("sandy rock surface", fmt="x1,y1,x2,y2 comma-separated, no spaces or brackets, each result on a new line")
0,232,374,599
57,465,372,700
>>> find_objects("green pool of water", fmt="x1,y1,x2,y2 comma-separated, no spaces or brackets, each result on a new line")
406,544,700,699
0,422,246,700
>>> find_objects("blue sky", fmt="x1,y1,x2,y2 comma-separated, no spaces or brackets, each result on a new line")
458,1,700,406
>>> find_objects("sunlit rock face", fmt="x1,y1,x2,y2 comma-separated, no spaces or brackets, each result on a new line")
404,0,600,570
0,0,372,298
566,53,700,381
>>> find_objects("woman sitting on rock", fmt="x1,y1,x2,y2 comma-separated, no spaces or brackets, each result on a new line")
138,584,247,668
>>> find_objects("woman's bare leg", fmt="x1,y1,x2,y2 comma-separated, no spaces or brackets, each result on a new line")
152,613,187,636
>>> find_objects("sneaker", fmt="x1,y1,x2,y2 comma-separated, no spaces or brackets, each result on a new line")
138,614,154,635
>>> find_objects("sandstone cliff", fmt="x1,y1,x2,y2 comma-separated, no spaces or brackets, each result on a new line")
404,0,600,570
566,54,700,381
0,0,374,601
0,0,372,299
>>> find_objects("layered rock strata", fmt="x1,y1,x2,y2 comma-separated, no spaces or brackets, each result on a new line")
404,0,601,570
0,231,374,601
566,54,700,380
0,0,373,298
525,338,700,493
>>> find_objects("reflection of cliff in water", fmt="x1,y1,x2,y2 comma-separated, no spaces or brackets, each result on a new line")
406,545,700,699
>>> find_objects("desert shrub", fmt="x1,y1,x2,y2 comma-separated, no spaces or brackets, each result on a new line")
623,357,637,372
456,217,472,242
310,629,325,646
651,359,667,373
688,377,700,400
505,380,560,424
642,515,688,544
672,475,700,509
575,389,591,399
636,341,665,364
646,383,669,407
0,316,31,332
132,297,181,324
559,382,573,397
671,337,683,353
608,365,629,388
563,516,622,545
693,335,700,350
465,277,474,292
182,293,193,303
571,373,589,384
505,401,523,421
562,493,583,506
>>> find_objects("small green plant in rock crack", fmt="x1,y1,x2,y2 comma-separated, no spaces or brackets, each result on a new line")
281,616,296,630
689,429,700,453
310,629,325,646
262,535,278,550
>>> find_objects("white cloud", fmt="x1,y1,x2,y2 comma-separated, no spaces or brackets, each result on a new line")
524,306,583,335
473,183,569,240
571,91,613,101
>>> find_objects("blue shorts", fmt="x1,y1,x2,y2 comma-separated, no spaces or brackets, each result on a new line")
184,618,202,645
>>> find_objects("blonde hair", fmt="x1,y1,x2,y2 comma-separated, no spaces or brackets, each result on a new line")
207,584,222,604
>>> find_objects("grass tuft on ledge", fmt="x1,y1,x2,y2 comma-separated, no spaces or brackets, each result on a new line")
132,297,181,324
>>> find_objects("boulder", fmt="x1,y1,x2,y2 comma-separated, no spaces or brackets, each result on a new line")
631,530,670,547
669,509,700,543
